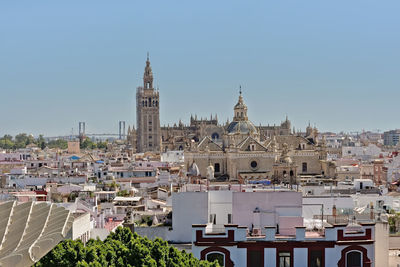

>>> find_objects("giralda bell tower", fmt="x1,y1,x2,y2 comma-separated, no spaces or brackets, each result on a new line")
136,54,161,153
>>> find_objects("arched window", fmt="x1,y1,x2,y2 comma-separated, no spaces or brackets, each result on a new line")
142,100,145,107
155,101,158,107
211,132,219,140
206,252,224,266
290,170,294,176
346,251,361,267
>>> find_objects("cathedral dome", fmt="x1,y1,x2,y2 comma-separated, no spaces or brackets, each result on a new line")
227,120,257,134
227,89,257,135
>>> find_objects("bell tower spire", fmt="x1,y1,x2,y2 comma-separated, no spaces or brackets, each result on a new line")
143,53,153,89
136,54,161,153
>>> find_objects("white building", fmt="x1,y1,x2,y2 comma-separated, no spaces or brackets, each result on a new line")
342,144,383,160
161,150,184,163
171,190,302,243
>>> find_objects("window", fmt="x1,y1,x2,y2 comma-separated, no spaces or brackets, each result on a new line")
206,253,224,266
309,250,323,267
346,251,361,267
302,162,307,172
214,163,220,173
211,132,219,140
149,135,152,139
227,214,232,224
279,252,291,267
250,161,258,169
248,250,262,266
209,214,216,224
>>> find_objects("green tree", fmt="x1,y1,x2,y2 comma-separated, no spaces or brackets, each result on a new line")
34,227,219,267
37,134,46,149
14,133,30,148
47,139,68,149
117,190,129,197
2,134,13,141
81,138,96,149
0,138,14,149
97,141,108,149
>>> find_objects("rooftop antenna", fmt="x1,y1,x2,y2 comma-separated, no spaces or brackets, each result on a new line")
147,51,149,61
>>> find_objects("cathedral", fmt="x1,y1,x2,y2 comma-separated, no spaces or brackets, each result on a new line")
160,89,292,152
184,91,332,181
128,57,332,181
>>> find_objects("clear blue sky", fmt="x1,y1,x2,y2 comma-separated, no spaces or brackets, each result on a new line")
1,1,399,137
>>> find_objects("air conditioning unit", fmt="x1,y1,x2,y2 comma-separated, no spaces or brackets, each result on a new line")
253,228,261,236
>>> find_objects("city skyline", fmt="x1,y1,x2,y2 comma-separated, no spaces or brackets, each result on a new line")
1,1,399,136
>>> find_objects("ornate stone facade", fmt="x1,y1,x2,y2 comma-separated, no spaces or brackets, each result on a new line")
184,92,329,181
132,57,318,168
135,55,161,153
160,90,291,152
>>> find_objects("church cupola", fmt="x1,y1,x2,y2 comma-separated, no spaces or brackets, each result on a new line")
233,87,248,121
143,53,153,89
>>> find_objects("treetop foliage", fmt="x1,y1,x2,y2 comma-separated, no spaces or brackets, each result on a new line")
34,227,219,267
0,133,108,150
